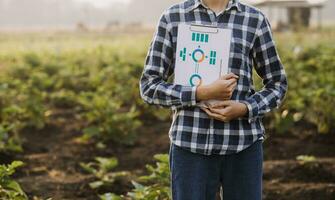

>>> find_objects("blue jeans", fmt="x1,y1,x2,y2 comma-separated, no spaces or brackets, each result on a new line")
169,140,263,200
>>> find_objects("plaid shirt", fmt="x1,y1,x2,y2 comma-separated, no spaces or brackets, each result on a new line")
139,0,288,155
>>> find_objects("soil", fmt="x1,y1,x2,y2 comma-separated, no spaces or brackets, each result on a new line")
2,111,335,200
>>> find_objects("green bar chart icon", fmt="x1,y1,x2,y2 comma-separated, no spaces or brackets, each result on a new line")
180,48,187,61
200,34,204,42
192,33,209,43
209,51,216,65
192,33,196,41
196,33,200,42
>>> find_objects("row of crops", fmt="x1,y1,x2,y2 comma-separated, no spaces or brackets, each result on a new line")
0,31,334,198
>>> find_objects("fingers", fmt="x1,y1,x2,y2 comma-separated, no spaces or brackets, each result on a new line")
221,73,239,80
198,102,210,109
203,108,225,120
209,107,228,115
201,107,212,116
210,100,232,108
225,78,237,88
219,79,237,100
201,107,230,122
228,82,237,91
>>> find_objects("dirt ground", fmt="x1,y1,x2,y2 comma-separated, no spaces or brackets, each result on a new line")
2,111,335,200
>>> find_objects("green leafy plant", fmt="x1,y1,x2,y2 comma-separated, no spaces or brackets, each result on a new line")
0,80,46,152
258,44,335,134
109,154,171,200
99,193,122,200
80,157,129,190
0,161,27,200
78,92,141,145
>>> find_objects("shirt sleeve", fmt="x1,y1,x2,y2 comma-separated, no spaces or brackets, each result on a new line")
139,12,198,109
241,15,288,123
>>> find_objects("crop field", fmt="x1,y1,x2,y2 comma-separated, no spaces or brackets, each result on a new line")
0,29,334,200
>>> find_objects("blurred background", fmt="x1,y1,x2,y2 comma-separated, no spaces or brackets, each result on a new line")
0,0,334,200
0,0,334,30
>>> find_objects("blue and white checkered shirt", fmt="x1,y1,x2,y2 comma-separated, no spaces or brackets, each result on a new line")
139,0,288,155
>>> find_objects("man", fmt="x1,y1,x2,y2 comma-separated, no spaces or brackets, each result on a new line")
139,0,288,199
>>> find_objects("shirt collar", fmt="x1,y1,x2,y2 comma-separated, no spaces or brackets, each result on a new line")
187,0,242,13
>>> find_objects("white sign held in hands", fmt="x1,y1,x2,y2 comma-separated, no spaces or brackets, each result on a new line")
174,23,232,107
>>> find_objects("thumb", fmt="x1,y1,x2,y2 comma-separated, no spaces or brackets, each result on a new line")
221,73,239,80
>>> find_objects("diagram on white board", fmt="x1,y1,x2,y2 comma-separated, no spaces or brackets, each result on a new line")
174,24,232,88
179,43,218,86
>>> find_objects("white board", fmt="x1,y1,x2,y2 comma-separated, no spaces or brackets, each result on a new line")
174,23,232,106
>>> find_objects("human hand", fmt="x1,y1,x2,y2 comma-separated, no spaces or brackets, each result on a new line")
196,73,239,101
201,101,248,122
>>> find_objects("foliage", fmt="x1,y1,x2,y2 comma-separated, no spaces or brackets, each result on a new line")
0,67,47,152
296,155,317,165
0,29,333,200
264,44,335,134
110,154,171,200
0,31,334,152
0,161,27,200
80,157,129,190
0,45,147,151
99,193,123,200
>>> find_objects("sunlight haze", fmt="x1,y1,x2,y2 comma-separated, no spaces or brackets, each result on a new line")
74,0,131,8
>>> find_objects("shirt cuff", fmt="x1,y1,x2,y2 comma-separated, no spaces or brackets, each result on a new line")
180,85,197,107
239,98,259,124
